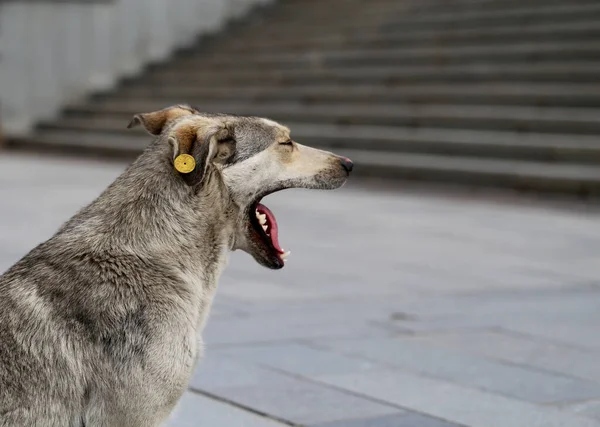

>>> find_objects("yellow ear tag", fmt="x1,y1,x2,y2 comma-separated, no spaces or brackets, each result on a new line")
174,154,196,174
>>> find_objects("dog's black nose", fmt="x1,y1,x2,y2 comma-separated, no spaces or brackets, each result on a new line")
340,156,354,173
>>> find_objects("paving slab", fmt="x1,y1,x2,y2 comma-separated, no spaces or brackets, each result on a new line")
312,337,600,404
406,330,600,383
569,400,600,420
165,391,287,427
202,310,391,346
310,412,463,427
316,370,600,427
209,374,402,425
213,342,381,376
190,353,286,390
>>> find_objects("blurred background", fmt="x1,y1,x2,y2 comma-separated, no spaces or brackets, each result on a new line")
2,0,600,426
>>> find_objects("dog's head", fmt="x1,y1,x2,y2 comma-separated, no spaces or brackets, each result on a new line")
128,105,353,269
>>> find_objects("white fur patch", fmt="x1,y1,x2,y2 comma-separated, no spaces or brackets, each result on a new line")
260,118,283,129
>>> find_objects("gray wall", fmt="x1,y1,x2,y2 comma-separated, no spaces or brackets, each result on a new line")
0,0,272,135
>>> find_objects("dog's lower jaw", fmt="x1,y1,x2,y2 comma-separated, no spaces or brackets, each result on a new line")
252,249,285,270
231,220,284,270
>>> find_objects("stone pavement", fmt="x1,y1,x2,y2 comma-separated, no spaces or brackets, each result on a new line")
1,152,600,427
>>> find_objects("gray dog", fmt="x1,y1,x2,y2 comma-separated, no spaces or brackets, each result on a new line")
0,105,353,427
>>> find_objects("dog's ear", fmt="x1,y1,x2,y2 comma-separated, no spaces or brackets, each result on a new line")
170,122,236,187
127,105,196,135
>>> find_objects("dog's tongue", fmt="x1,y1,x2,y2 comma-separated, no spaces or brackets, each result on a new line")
256,203,284,254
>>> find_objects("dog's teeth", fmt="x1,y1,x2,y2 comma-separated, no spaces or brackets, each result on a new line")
281,251,291,260
255,211,267,225
262,224,268,232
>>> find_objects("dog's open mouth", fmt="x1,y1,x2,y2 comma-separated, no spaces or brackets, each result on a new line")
250,202,290,264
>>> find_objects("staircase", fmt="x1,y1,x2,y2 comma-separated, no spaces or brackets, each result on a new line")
9,0,600,196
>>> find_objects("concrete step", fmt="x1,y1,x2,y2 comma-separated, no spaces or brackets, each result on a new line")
182,41,600,69
249,3,600,36
63,101,600,136
8,130,148,158
111,83,600,108
341,149,600,196
11,130,600,195
34,120,600,164
139,62,600,85
274,0,600,19
223,20,600,52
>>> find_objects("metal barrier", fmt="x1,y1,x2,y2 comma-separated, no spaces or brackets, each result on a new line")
0,0,272,136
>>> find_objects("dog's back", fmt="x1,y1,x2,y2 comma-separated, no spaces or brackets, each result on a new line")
0,242,85,425
0,221,202,426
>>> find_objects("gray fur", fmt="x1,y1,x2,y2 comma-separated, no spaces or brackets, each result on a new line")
0,107,351,427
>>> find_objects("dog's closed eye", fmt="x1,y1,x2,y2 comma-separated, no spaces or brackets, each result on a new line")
279,140,293,146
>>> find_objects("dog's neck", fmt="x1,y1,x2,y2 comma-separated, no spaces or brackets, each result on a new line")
59,149,236,289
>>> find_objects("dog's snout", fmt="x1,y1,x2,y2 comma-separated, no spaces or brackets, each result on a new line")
339,156,354,173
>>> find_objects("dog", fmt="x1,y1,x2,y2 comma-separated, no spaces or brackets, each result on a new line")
0,105,353,427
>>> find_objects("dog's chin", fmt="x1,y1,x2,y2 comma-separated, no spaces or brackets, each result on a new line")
243,224,286,270
248,247,285,270
236,230,283,270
